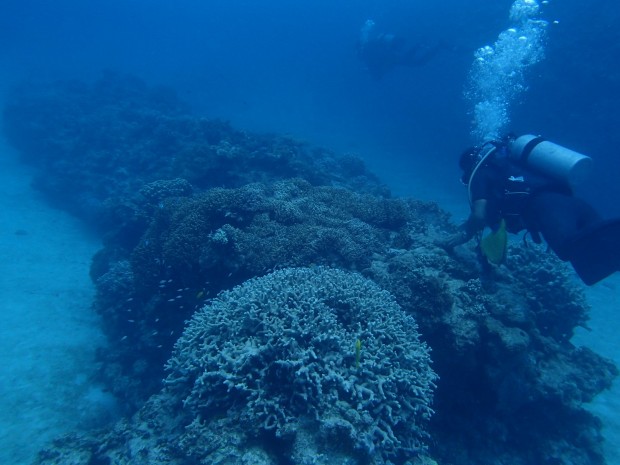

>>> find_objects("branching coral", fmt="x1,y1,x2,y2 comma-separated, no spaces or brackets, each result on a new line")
165,266,437,463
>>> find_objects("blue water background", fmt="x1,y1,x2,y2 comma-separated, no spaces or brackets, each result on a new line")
1,1,620,463
2,0,617,215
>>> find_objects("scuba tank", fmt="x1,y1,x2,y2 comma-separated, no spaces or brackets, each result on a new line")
510,134,593,187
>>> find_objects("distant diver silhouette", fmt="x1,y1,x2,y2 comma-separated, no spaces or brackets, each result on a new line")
357,19,445,80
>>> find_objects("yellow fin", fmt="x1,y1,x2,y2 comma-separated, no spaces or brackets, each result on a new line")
481,219,508,265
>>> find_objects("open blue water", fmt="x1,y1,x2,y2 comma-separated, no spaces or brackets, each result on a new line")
1,1,619,463
3,0,619,213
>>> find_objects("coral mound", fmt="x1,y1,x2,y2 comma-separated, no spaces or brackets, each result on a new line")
165,266,437,463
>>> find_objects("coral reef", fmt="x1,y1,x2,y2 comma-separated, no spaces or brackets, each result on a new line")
51,175,617,465
366,242,617,464
4,74,617,465
37,267,437,465
91,179,439,408
2,72,386,234
167,266,436,462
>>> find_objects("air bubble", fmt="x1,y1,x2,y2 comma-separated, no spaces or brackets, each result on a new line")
466,0,547,142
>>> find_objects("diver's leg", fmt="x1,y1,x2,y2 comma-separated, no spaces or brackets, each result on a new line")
526,192,620,285
524,192,601,260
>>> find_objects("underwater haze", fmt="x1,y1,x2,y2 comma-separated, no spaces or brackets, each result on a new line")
2,0,620,464
2,0,619,211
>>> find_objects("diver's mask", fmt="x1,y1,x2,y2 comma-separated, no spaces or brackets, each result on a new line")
459,138,511,185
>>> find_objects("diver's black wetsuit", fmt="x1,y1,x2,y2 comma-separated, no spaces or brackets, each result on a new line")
470,156,617,284
471,157,599,246
446,137,620,285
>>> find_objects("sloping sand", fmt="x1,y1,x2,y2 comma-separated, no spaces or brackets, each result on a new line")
575,276,620,465
0,141,115,464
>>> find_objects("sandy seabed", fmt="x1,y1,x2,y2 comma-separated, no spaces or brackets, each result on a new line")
575,276,620,465
0,143,115,465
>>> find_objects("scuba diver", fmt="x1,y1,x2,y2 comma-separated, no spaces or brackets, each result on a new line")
357,19,446,80
440,134,620,285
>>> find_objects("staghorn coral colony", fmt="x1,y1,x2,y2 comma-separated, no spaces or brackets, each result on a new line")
4,74,617,465
165,267,436,463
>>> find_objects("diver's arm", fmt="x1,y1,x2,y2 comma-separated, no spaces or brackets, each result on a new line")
439,199,487,249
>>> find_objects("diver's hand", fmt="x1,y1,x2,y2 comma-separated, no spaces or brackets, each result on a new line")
436,215,481,251
436,230,470,251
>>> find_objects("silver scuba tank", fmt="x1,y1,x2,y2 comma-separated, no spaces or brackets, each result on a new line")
509,134,593,187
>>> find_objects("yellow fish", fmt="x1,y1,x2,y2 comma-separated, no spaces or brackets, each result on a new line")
355,339,362,369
